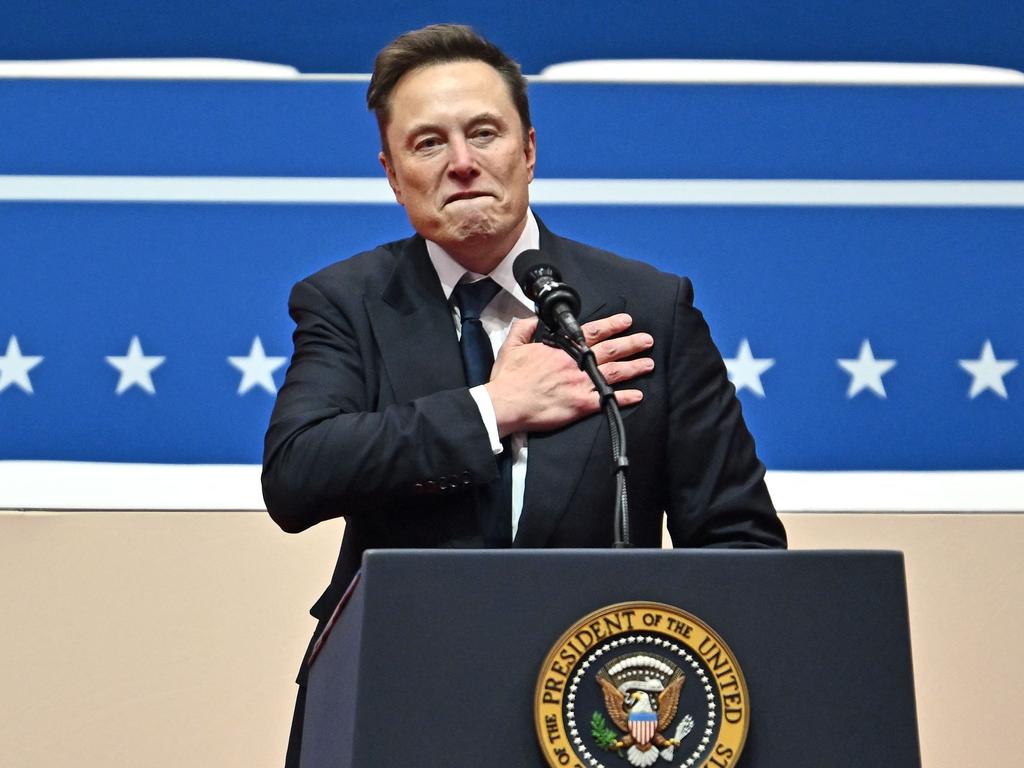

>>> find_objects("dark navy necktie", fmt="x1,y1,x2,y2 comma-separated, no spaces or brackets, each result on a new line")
453,278,502,387
452,278,513,547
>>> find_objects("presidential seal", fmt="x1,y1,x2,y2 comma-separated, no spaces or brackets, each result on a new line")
534,602,749,768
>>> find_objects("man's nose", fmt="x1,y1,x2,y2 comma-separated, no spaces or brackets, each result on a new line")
447,137,479,178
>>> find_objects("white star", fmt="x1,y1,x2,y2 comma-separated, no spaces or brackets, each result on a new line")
106,336,165,395
837,339,897,398
959,340,1017,399
228,336,287,395
0,336,44,394
724,338,775,397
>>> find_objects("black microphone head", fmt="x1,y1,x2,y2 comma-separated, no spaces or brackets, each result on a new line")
512,248,581,332
512,249,561,298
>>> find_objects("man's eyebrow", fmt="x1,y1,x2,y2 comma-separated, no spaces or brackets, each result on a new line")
405,121,443,138
468,112,505,125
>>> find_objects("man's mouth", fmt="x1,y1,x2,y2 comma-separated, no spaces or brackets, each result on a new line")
444,191,491,205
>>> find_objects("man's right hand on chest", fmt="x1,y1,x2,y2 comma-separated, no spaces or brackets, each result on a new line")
485,313,654,437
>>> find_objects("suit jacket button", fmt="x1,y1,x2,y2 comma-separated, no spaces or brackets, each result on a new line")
461,470,472,484
425,480,438,492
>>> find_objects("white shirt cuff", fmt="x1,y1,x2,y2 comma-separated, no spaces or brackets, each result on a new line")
469,385,503,455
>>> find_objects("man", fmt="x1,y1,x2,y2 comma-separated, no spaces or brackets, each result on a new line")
263,23,786,766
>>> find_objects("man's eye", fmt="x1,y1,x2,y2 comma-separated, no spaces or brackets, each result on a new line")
415,137,442,151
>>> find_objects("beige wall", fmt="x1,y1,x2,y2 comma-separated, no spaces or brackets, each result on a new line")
2,510,1021,767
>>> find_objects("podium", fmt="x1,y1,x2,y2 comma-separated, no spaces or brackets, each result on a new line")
301,550,920,767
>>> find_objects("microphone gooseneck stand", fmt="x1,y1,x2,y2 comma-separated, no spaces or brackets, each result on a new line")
513,249,632,547
543,328,632,548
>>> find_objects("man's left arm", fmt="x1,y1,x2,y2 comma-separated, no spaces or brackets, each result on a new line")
662,276,788,549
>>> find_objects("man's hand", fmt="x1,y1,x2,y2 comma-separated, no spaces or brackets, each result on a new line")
485,313,654,437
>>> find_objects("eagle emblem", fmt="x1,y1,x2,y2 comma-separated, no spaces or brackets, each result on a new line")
594,653,694,767
535,603,749,768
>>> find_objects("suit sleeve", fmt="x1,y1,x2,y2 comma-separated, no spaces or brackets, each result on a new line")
261,278,500,533
663,276,787,549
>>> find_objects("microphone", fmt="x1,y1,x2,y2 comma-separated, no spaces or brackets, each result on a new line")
513,247,632,547
512,249,585,345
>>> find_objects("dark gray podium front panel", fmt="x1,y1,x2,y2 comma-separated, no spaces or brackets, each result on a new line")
302,550,919,767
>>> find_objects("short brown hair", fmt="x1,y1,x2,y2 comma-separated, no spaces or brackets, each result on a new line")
367,24,531,153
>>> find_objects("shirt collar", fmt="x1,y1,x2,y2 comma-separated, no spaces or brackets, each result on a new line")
425,208,539,313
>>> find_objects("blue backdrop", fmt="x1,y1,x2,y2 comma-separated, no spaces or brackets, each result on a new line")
2,1,1023,74
1,81,1022,470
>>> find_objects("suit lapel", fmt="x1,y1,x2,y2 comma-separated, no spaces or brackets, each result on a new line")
515,226,625,547
363,236,467,402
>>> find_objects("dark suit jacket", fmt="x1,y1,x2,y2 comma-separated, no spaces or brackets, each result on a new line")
263,220,785,639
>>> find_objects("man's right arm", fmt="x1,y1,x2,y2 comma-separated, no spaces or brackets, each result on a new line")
264,280,657,534
262,278,500,533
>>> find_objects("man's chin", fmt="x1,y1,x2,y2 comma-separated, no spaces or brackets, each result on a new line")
419,206,525,264
428,216,515,269
449,211,501,242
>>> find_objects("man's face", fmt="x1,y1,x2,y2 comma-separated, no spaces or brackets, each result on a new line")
380,60,536,268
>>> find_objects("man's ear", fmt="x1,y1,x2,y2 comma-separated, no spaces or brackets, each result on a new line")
379,151,404,205
524,127,537,183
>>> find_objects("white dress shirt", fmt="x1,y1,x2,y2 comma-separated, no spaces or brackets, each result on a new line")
425,209,539,538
